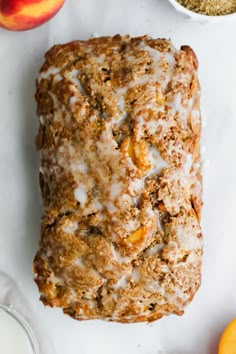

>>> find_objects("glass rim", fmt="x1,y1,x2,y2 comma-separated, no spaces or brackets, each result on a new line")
0,304,39,354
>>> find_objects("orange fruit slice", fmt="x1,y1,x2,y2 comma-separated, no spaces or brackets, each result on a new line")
218,319,236,354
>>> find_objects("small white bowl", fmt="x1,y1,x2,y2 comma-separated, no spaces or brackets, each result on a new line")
167,0,236,22
0,305,39,354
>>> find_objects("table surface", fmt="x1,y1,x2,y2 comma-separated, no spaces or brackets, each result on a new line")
0,1,236,353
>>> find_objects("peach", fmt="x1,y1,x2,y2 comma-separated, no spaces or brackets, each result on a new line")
0,0,65,31
218,319,236,354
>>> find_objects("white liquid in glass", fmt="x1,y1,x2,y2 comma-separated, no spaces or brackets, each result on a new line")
0,308,33,354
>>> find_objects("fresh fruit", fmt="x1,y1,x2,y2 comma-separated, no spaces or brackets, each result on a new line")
218,319,236,354
0,0,65,31
121,137,151,173
127,226,147,244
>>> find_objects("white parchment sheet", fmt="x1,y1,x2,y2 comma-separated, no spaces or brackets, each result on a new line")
0,1,235,353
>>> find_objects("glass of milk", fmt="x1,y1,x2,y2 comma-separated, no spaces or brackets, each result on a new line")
0,305,39,354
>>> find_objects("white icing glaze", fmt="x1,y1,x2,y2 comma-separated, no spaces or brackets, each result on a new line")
164,286,188,308
166,142,184,160
133,195,141,207
144,205,156,217
136,115,169,137
66,69,87,96
191,109,200,122
74,257,85,268
63,222,78,234
105,201,118,213
49,274,64,285
117,96,125,111
38,67,61,82
120,219,140,234
71,162,88,174
39,115,44,125
176,226,202,251
96,126,119,158
74,186,87,206
146,243,164,257
173,287,189,303
113,274,128,290
141,44,162,61
165,52,176,67
128,178,142,196
169,93,188,123
69,96,78,106
144,280,165,294
54,74,63,83
148,145,169,173
167,92,194,129
46,248,53,257
112,294,118,302
116,87,127,96
109,182,123,200
184,154,192,175
110,312,150,321
95,54,106,64
162,241,180,261
160,264,170,273
90,198,103,212
49,91,60,111
130,269,141,282
185,251,197,264
129,75,157,88
118,193,133,210
111,244,130,264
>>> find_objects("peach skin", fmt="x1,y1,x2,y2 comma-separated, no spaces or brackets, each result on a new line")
0,0,65,31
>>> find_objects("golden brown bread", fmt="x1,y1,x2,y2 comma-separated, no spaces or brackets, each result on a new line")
33,35,203,323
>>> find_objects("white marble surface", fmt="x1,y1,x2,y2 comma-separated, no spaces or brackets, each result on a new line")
0,1,236,353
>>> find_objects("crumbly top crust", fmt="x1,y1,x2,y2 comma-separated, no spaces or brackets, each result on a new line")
34,35,202,323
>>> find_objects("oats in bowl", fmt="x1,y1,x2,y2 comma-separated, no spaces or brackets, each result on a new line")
176,0,236,16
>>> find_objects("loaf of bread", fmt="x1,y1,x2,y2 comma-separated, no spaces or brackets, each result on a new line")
33,35,203,323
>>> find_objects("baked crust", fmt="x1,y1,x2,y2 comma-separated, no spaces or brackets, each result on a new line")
33,35,203,323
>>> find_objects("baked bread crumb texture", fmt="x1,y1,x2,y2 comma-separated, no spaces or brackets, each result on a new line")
34,35,203,323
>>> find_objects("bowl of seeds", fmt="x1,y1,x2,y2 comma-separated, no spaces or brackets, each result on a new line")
167,0,236,21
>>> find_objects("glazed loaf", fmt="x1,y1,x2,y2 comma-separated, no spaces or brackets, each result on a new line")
34,35,203,323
